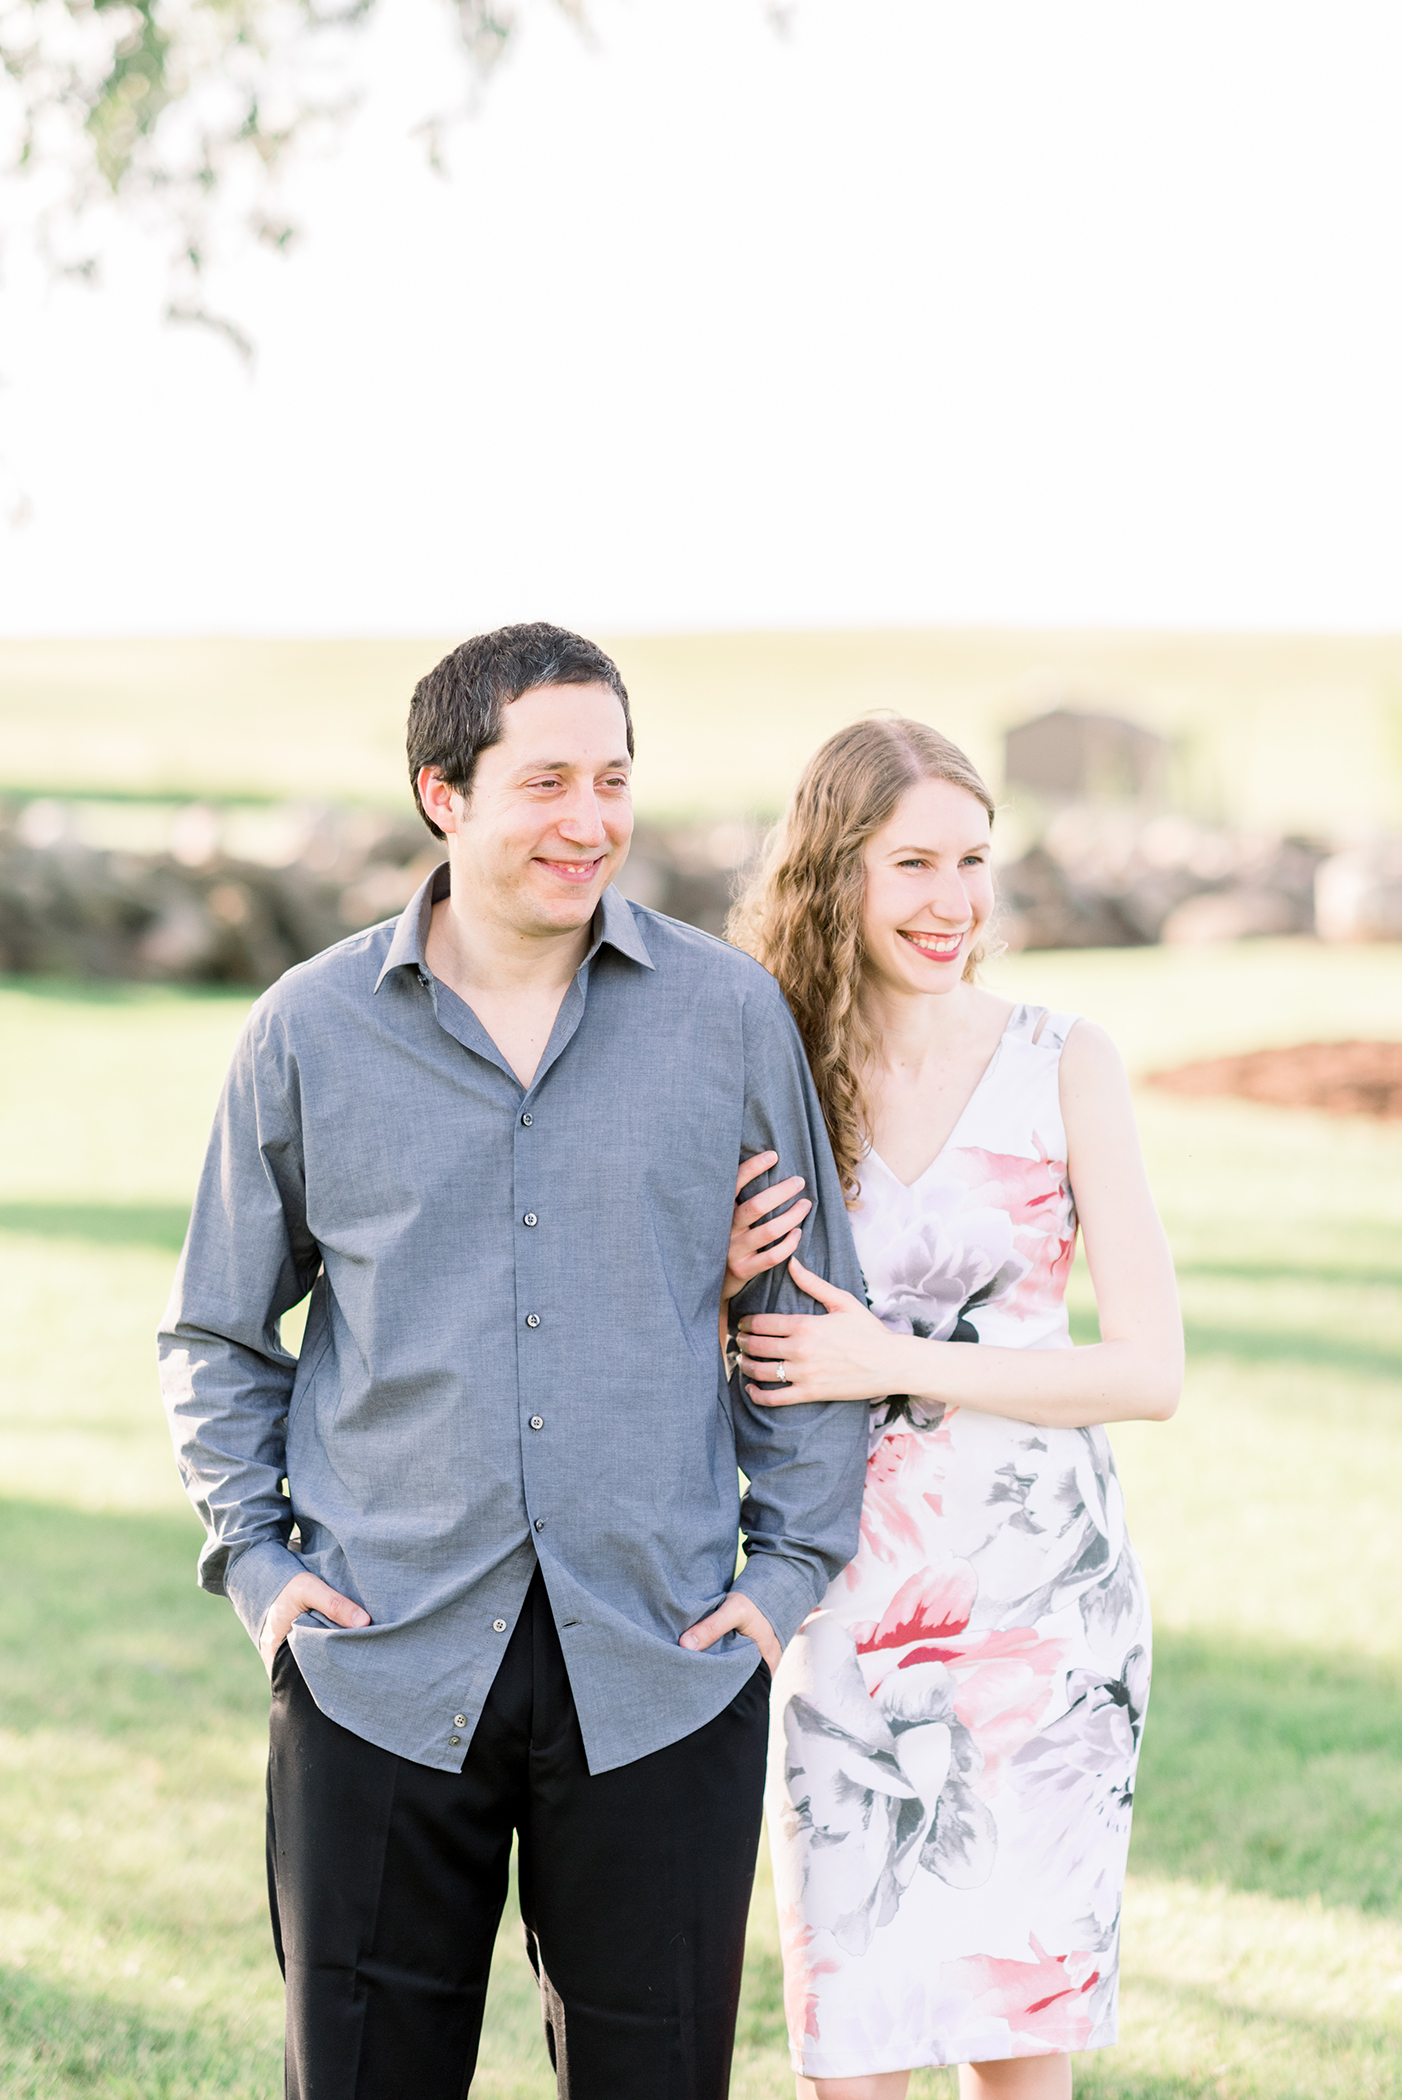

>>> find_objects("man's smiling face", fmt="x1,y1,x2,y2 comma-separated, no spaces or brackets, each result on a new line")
428,681,634,941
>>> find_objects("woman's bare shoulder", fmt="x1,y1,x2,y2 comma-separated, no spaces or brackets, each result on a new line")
1059,1015,1122,1068
1058,1018,1140,1154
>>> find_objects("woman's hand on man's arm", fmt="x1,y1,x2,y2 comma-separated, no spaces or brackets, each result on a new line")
740,1022,1185,1431
736,1257,908,1403
723,1152,811,1304
718,1150,812,1359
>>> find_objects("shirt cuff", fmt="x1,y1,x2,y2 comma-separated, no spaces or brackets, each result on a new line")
223,1538,308,1646
732,1553,824,1653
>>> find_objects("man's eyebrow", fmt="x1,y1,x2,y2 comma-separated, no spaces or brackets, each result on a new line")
515,755,632,774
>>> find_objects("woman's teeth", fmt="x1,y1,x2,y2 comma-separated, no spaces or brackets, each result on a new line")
899,930,964,961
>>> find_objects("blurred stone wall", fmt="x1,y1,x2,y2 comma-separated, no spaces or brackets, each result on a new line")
0,798,759,983
0,792,1398,987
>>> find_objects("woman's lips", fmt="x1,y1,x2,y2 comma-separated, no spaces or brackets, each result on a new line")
898,928,966,961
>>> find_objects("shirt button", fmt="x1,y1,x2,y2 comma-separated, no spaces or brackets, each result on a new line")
525,1313,540,1329
521,1112,533,1126
454,1714,467,1727
523,1213,538,1228
448,1734,461,1747
534,1517,546,1532
529,1415,544,1431
493,1618,507,1633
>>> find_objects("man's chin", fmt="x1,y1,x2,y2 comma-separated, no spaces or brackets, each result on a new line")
521,875,611,931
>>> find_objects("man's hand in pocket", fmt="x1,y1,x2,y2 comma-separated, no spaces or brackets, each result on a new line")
259,1573,370,1677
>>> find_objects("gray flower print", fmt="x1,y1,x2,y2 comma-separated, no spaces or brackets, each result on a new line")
776,1613,997,1957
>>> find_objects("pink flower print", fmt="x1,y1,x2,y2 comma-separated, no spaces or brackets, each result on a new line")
853,1565,977,1656
857,1435,930,1565
951,1143,1070,1231
885,1624,1069,1788
775,1905,841,2047
866,1434,912,1489
947,1144,1077,1323
948,1937,1101,2053
943,1628,1070,1785
1016,1223,1076,1321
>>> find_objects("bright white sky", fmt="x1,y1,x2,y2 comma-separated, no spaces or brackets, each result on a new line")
4,0,1401,636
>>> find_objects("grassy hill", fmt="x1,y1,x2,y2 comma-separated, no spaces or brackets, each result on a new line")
3,941,1402,2096
3,630,1401,831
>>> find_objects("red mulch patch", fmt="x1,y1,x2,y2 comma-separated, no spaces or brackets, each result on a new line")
1148,1040,1402,1118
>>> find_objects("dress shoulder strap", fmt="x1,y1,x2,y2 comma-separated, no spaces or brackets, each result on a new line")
1005,1003,1081,1054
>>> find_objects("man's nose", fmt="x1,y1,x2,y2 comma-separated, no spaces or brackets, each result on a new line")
556,788,609,844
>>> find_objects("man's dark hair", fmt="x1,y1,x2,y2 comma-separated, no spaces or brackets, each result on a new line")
407,623,633,838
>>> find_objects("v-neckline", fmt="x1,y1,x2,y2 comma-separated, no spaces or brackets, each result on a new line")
865,1005,1025,1191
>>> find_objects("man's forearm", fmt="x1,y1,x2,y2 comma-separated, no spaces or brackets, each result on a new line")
160,1316,304,1641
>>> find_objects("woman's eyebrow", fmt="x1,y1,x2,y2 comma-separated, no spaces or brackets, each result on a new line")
886,840,988,855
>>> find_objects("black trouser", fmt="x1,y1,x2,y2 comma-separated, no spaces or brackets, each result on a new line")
266,1570,769,2100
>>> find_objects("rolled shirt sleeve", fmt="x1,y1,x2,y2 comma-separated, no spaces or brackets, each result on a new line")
728,985,872,1648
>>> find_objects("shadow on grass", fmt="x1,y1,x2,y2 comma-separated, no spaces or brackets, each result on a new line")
0,1202,190,1253
1178,1320,1402,1383
0,1966,278,2100
1133,1630,1402,1914
1074,1294,1402,1376
1174,1260,1402,1291
0,1501,267,1740
7,1501,1402,1921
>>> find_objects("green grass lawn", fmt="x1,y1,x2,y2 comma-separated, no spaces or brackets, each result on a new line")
3,940,1402,2096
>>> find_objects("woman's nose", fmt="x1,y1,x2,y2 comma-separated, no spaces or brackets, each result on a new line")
927,871,971,923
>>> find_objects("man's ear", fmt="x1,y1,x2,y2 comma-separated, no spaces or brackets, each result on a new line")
419,768,463,835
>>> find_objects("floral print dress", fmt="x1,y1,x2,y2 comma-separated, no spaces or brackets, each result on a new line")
765,1005,1151,2079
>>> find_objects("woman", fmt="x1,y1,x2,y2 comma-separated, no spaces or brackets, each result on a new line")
721,719,1183,2100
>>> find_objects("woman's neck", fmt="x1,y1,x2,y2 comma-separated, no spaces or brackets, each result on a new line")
862,974,981,1081
858,974,1016,1184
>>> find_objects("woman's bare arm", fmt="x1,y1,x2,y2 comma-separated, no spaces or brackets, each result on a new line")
736,1023,1184,1430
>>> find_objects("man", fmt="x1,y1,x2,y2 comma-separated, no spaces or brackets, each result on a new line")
159,623,868,2100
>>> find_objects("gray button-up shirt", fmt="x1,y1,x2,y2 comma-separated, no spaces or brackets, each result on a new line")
159,867,869,1773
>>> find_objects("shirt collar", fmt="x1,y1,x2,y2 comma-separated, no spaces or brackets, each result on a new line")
593,879,655,971
375,860,654,992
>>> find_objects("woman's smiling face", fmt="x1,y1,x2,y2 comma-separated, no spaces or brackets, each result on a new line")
860,775,994,997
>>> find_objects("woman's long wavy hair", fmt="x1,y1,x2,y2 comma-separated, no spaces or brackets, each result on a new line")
728,717,997,1204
